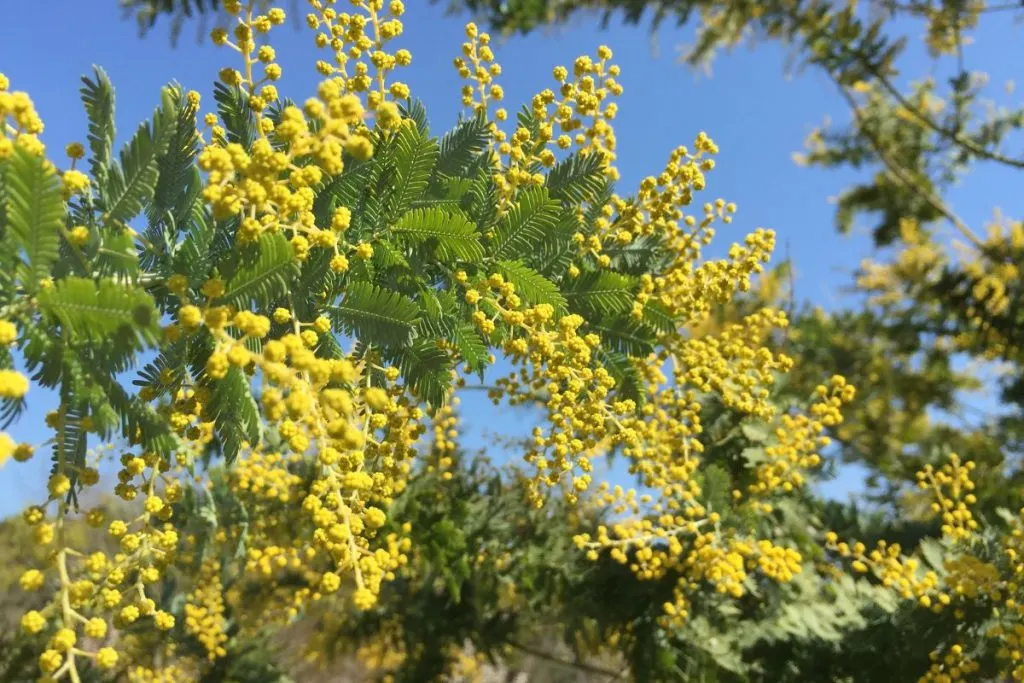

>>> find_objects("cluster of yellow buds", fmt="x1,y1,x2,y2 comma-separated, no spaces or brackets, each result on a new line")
16,433,181,680
748,375,856,498
916,453,978,541
824,533,941,605
0,73,46,159
918,643,980,683
675,308,794,420
463,40,622,208
427,400,460,479
461,270,623,505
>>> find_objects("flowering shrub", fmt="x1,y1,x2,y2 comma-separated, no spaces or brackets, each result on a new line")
0,0,889,680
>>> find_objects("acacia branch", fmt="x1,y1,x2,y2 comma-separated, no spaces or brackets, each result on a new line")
856,58,1024,169
835,83,985,251
507,638,626,679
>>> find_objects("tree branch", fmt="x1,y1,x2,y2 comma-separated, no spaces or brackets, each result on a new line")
507,638,626,679
835,82,985,251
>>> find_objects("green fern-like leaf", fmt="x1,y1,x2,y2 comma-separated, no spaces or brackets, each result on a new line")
391,337,453,407
590,318,656,356
37,277,159,345
388,122,438,220
466,154,501,233
103,87,176,225
171,200,218,285
392,207,484,263
149,85,200,223
80,67,116,184
435,115,490,176
312,158,373,229
490,186,561,260
399,98,430,136
329,281,420,347
565,270,636,317
604,234,670,275
4,148,64,291
213,82,257,148
495,260,567,314
216,232,299,310
450,322,489,376
642,300,678,334
546,151,607,206
94,229,140,280
210,366,261,465
371,239,411,270
51,404,88,496
532,207,580,277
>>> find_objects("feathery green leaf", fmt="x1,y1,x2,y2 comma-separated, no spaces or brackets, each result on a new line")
329,281,420,347
217,232,299,310
388,122,438,220
210,366,260,465
392,207,484,262
546,151,607,206
565,270,636,317
37,277,159,346
490,186,560,260
436,115,490,176
103,87,176,225
495,260,567,314
3,147,64,291
80,67,116,184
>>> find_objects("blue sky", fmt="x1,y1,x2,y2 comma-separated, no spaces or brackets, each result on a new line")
0,1,1017,513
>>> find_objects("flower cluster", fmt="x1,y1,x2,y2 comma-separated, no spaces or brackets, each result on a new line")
0,0,859,678
748,375,855,498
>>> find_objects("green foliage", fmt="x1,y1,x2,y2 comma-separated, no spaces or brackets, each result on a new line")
36,277,159,346
495,259,567,314
217,233,300,310
490,186,561,260
392,207,485,263
3,148,63,292
545,151,608,206
102,86,177,226
210,365,261,465
79,67,116,184
387,121,440,221
330,281,421,347
566,269,636,317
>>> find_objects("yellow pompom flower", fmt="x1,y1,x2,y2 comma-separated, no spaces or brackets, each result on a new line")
0,369,29,399
0,320,18,345
84,617,108,639
49,628,76,652
47,474,71,497
96,647,119,669
61,169,90,196
38,650,62,674
20,610,45,634
19,569,45,592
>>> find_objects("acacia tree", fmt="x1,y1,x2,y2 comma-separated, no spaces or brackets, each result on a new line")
438,0,1024,499
436,0,1024,679
0,1,871,681
3,2,1024,682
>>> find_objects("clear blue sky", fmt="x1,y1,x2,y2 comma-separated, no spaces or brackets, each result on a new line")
0,1,1016,513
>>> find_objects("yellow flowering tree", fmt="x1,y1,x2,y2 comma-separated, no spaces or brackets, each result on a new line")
0,1,870,681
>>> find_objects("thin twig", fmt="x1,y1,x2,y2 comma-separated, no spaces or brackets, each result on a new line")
857,58,1024,169
507,638,626,679
836,82,985,251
